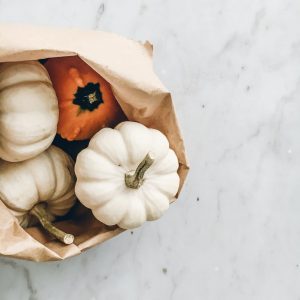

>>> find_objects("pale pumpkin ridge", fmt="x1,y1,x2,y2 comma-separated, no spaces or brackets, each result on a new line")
0,61,51,85
93,192,127,225
47,189,75,216
92,184,125,212
44,148,59,204
148,128,170,161
116,123,139,166
75,148,125,209
0,133,55,163
118,193,147,228
28,152,53,207
141,188,168,221
75,177,124,212
150,182,175,198
0,162,40,213
49,148,75,203
114,125,135,168
0,188,29,213
44,148,75,217
49,189,75,207
145,165,177,177
146,149,179,176
90,147,123,179
0,60,47,70
0,125,54,146
89,130,128,169
51,151,75,201
0,80,54,93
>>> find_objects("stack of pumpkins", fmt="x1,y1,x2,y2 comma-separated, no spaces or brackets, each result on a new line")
0,56,180,245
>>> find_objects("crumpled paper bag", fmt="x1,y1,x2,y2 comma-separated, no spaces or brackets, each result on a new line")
0,23,189,261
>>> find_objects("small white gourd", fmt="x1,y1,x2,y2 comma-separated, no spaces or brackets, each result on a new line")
75,121,180,229
0,145,76,244
0,61,59,162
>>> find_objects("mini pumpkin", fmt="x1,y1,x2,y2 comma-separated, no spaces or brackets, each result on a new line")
0,61,59,162
75,121,180,229
44,56,126,141
0,145,76,244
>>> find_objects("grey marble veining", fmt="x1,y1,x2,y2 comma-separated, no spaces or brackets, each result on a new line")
1,0,300,299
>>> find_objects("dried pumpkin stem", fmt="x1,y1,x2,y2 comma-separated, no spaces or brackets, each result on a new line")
125,153,155,189
29,203,74,245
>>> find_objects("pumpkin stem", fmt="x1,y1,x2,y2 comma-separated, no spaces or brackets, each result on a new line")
29,203,74,245
125,153,155,189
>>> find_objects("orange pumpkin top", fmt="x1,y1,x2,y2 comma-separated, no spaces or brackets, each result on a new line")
44,56,126,141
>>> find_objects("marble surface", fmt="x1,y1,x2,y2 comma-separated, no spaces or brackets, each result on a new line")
0,0,300,299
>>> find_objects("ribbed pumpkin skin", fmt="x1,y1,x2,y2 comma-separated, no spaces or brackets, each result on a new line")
0,61,59,162
75,121,180,230
45,56,126,141
0,145,76,228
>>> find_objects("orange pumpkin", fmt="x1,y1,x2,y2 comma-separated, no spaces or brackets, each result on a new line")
44,56,126,141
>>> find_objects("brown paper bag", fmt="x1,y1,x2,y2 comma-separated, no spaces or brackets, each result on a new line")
0,23,189,262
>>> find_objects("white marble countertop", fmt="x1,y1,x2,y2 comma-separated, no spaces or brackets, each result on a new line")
1,0,300,299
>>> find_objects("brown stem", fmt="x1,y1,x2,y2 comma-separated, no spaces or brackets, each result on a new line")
29,203,74,245
125,153,155,189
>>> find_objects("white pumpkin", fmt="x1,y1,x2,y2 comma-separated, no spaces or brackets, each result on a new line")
0,145,76,244
0,61,59,162
75,121,180,229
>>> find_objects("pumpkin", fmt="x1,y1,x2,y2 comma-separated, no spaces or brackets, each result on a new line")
0,61,59,162
44,56,126,141
75,121,180,229
0,145,76,244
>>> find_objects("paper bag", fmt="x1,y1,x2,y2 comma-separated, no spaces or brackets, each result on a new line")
0,23,189,261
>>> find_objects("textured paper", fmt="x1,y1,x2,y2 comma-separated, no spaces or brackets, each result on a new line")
0,23,189,261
